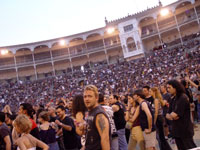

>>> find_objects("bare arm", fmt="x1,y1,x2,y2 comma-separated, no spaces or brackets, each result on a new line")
12,127,19,145
154,99,159,124
17,140,27,150
125,111,130,121
95,114,110,150
129,106,140,123
60,123,72,131
166,113,173,120
185,77,198,89
170,112,179,120
159,98,166,107
4,135,11,150
61,98,68,107
75,123,85,136
142,102,152,130
112,105,119,112
125,102,131,121
3,105,12,115
166,112,179,120
75,112,85,136
34,137,49,150
55,120,72,131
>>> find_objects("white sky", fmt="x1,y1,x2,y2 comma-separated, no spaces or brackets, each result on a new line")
0,0,177,47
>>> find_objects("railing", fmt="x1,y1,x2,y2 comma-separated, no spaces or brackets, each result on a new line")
158,21,176,31
141,15,198,39
177,15,197,25
53,54,70,62
16,61,34,68
141,30,158,38
0,42,122,70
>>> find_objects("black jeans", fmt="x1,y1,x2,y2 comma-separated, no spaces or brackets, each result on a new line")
156,115,172,150
175,137,196,150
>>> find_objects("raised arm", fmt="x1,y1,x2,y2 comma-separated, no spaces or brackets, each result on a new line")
185,77,198,89
12,127,20,145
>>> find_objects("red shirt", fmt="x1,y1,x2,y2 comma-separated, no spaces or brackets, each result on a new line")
30,118,37,130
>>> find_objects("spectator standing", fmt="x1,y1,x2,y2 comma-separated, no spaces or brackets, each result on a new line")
133,89,157,150
55,105,79,150
110,95,128,150
0,112,11,150
83,85,110,150
166,80,197,150
125,94,145,150
99,94,119,150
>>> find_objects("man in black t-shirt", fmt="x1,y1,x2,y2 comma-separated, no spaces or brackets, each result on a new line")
55,105,79,150
166,80,197,150
110,95,127,150
0,112,11,150
143,86,154,107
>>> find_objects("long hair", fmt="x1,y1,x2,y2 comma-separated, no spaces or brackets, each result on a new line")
72,95,87,118
151,87,165,106
128,93,139,107
167,80,186,98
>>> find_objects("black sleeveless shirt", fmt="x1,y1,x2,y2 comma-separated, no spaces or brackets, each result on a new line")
113,102,126,130
85,105,110,150
139,101,155,131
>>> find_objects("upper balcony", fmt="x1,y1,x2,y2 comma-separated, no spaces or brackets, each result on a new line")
0,36,121,70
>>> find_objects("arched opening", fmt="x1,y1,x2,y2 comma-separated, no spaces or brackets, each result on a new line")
15,48,33,65
126,37,137,52
68,38,86,56
157,9,176,31
138,17,157,37
34,45,51,62
86,33,101,40
86,33,104,52
0,50,15,68
175,1,196,25
51,42,59,48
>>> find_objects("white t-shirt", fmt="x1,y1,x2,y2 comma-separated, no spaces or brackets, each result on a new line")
101,105,117,135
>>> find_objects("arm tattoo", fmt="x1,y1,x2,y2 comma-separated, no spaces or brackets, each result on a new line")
98,114,106,133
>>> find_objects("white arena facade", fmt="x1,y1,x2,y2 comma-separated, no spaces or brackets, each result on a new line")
0,0,200,82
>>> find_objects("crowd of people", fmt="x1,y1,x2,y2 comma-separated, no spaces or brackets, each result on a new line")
0,77,200,150
0,38,199,112
0,34,200,150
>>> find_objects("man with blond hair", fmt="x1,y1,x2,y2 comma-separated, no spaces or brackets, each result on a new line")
83,85,111,150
